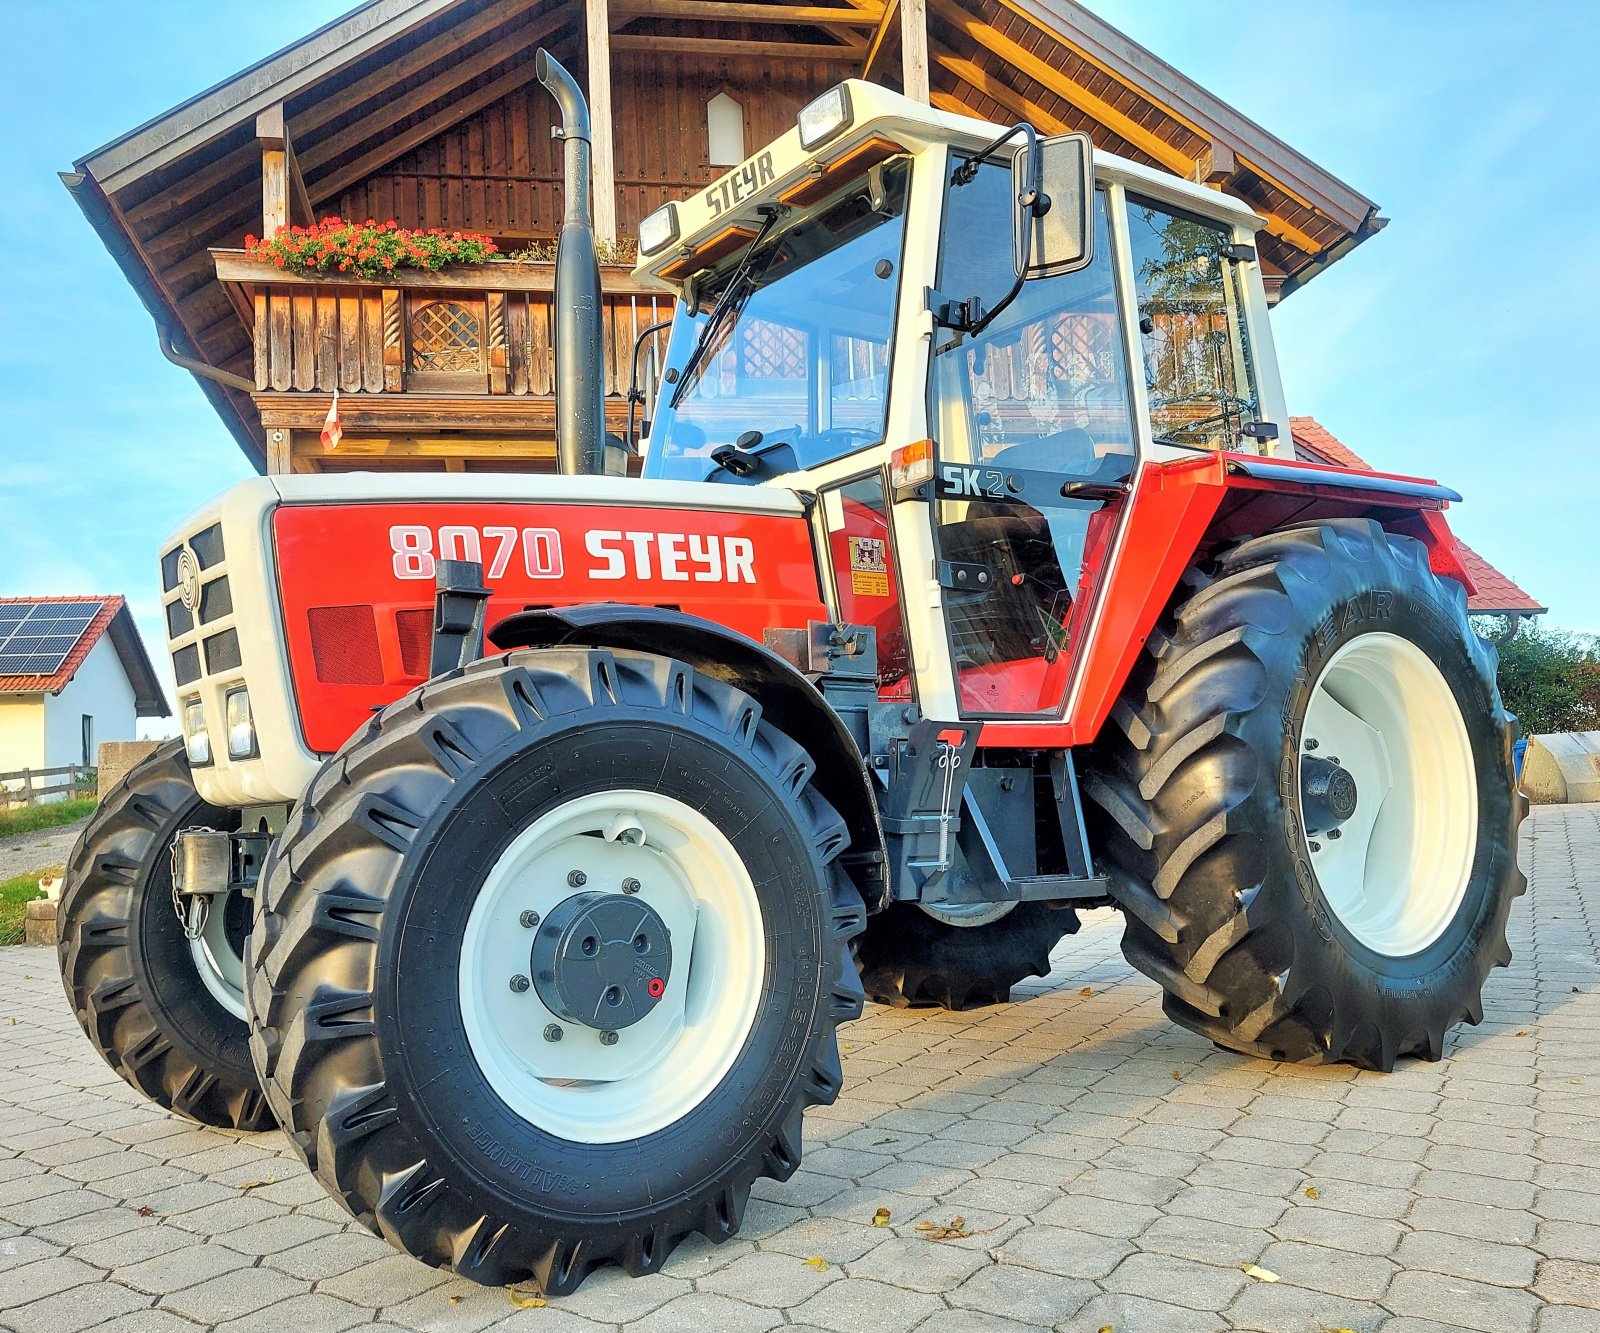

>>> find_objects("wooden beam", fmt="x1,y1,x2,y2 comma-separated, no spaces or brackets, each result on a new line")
1191,138,1235,186
310,13,577,205
929,88,979,119
931,1,1194,177
609,32,860,58
610,0,883,23
860,0,898,81
586,0,619,245
1257,210,1324,258
900,0,929,103
257,104,314,234
932,49,1067,133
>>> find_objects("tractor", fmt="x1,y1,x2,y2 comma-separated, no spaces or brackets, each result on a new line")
58,54,1523,1296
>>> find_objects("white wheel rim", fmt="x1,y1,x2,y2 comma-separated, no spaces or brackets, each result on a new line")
458,790,765,1144
919,900,1016,928
190,898,247,1021
1301,631,1477,957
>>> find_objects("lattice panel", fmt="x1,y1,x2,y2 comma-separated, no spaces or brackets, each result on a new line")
740,320,806,379
410,301,483,373
1051,314,1117,381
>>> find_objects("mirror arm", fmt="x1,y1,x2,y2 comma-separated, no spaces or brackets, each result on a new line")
625,318,674,454
944,121,1048,342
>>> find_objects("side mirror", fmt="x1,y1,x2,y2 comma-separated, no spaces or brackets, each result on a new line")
1013,131,1094,279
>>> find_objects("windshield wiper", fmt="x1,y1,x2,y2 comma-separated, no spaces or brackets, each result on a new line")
670,206,785,409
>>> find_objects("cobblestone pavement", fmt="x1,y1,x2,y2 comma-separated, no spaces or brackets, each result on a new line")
2,804,1597,1333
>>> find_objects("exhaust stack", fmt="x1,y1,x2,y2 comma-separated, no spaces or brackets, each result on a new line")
536,49,606,476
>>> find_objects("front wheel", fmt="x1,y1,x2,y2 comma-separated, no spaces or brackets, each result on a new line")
57,741,268,1129
247,649,865,1294
1084,519,1525,1070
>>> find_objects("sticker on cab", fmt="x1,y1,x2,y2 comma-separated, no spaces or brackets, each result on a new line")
849,536,890,598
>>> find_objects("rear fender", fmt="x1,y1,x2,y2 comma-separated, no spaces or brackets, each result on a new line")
490,605,888,909
1073,453,1477,744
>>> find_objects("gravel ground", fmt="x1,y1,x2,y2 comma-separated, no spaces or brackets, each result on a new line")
0,819,87,883
0,803,1596,1332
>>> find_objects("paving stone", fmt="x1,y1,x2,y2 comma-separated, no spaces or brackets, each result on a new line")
948,1260,1094,1324
629,1291,786,1332
213,1293,373,1333
1137,1213,1270,1267
0,1253,101,1306
994,1223,1133,1280
1538,1259,1600,1307
1385,1268,1542,1333
159,1266,310,1323
1162,1185,1289,1230
698,1249,842,1305
846,1235,992,1291
791,1275,943,1332
1099,1250,1249,1311
1225,1278,1389,1333
1254,1238,1395,1300
5,1277,154,1332
1272,1202,1406,1256
1070,1291,1228,1333
1395,1228,1540,1287
117,1241,254,1294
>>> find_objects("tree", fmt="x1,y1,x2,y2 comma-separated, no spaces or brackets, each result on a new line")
1474,619,1600,736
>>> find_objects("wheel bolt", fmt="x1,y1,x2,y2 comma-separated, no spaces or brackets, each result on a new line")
544,1024,564,1042
622,877,641,894
567,869,587,887
520,910,540,928
1308,840,1322,853
509,974,531,993
1304,738,1319,751
600,1031,619,1046
1327,828,1342,840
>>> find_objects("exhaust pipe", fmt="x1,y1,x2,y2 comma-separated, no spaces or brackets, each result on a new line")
536,49,606,476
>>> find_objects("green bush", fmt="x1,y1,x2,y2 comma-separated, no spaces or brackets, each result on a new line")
1475,618,1600,736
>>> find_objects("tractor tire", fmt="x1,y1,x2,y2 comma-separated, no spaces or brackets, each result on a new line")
1083,518,1525,1071
856,901,1078,1010
247,648,866,1295
57,740,268,1130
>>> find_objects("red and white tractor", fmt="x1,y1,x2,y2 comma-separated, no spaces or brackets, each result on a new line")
58,57,1523,1296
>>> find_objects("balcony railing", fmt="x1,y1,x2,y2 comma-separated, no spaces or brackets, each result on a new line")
212,251,672,403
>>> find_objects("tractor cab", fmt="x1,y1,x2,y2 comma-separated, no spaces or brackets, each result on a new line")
633,81,1287,730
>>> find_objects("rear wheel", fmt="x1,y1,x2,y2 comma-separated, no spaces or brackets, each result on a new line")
57,741,268,1129
856,891,1078,1010
1084,519,1525,1069
247,649,865,1294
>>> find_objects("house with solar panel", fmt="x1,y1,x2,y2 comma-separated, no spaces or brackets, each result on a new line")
0,598,170,787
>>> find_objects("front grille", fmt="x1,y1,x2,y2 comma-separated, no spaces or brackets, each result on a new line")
199,577,232,624
307,605,384,685
203,629,242,674
163,521,242,704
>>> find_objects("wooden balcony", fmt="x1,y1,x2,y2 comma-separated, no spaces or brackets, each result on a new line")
212,251,673,473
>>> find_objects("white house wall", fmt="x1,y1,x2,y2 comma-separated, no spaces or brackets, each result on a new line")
44,636,137,768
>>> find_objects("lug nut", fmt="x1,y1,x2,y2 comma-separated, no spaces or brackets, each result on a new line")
1327,828,1342,840
1308,840,1322,853
520,910,540,928
509,974,531,993
600,1031,619,1046
1304,738,1319,751
544,1024,564,1042
622,877,641,894
567,869,587,887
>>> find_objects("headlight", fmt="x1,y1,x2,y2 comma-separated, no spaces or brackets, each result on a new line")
184,697,211,767
225,687,257,760
638,203,679,257
798,85,852,150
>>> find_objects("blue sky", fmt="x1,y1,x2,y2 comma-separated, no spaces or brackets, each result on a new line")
1,0,1596,726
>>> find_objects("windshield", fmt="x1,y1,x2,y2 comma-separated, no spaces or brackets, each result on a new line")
643,160,909,483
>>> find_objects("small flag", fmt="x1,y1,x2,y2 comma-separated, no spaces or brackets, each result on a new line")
321,387,343,450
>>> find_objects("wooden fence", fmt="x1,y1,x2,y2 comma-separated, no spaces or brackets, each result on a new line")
0,764,97,808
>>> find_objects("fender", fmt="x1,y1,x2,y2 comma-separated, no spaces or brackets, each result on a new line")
1067,452,1480,748
490,604,889,910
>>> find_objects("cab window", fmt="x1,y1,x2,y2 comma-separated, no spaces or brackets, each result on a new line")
1124,197,1260,451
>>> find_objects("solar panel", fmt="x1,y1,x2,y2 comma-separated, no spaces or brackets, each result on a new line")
0,601,105,677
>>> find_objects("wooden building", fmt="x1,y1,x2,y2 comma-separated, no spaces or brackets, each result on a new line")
65,0,1385,475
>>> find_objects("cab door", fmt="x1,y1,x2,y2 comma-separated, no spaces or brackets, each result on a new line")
926,170,1138,718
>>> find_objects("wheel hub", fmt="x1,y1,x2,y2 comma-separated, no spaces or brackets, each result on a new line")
1300,754,1359,835
532,892,672,1031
